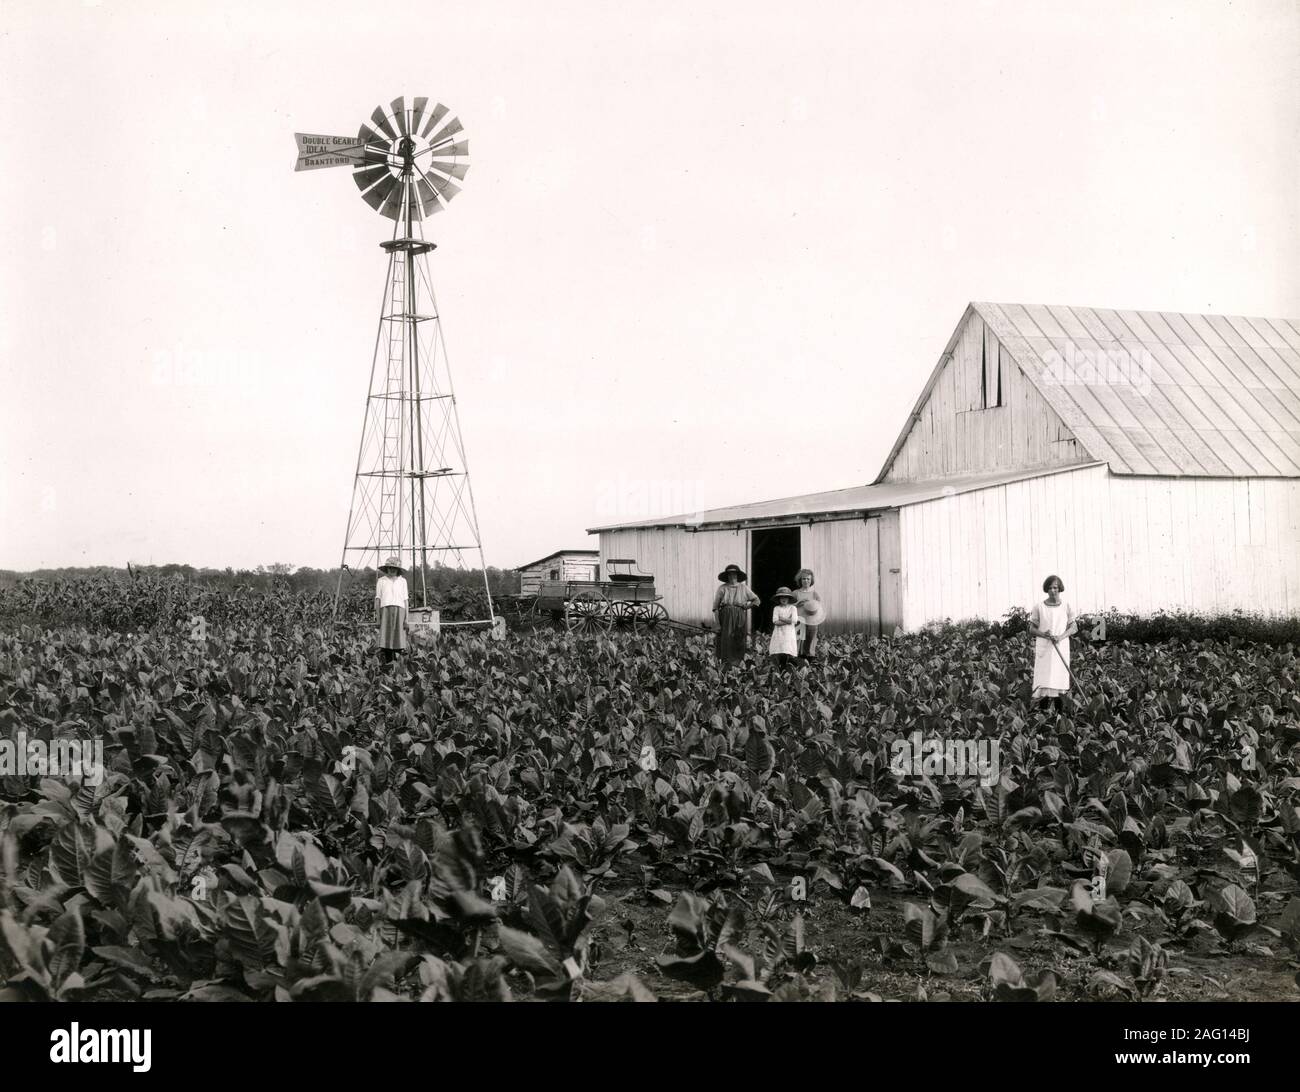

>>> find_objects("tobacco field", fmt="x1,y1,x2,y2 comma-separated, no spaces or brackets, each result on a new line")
1,577,1299,1002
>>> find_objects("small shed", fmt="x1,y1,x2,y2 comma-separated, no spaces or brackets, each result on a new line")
515,550,600,595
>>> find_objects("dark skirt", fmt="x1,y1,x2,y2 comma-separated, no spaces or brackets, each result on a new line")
715,605,748,664
378,605,408,650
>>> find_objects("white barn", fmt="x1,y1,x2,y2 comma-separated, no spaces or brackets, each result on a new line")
588,303,1300,633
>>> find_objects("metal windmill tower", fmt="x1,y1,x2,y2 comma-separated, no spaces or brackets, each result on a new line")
294,97,495,625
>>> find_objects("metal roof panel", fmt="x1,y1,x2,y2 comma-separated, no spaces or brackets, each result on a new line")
973,303,1300,477
588,463,1106,532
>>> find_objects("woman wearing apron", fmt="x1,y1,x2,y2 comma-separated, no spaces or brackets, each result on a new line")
1028,574,1078,713
712,564,759,666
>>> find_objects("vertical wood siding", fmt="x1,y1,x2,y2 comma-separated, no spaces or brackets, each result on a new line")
899,466,1300,626
884,312,1089,481
598,528,747,625
600,518,904,635
519,555,598,595
800,519,883,636
878,510,903,632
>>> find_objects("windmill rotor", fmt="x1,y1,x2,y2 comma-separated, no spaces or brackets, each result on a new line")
294,95,470,221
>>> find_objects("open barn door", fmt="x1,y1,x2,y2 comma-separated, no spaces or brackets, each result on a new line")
749,526,801,633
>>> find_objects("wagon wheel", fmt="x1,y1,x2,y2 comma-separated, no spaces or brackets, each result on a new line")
639,602,670,631
609,601,639,631
566,591,611,633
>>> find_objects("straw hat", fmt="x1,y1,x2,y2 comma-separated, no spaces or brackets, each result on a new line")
771,586,796,603
717,563,747,582
380,556,403,573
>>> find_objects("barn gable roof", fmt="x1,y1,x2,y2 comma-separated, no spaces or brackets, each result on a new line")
877,303,1300,480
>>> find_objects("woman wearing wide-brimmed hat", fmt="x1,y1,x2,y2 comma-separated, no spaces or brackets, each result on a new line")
712,564,759,665
767,587,799,667
374,556,409,662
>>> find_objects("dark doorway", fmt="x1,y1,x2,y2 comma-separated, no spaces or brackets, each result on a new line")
749,526,801,632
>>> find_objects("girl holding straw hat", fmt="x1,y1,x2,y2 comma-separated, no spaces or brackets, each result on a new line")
712,564,760,665
374,556,410,663
768,587,799,667
792,568,825,660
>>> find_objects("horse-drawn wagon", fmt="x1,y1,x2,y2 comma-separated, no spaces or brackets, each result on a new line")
528,558,670,633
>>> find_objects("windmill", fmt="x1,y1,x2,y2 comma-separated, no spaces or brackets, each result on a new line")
294,97,495,630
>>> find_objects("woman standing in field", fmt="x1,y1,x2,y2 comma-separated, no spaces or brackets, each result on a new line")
374,556,409,664
1027,574,1078,712
793,568,825,659
712,564,759,666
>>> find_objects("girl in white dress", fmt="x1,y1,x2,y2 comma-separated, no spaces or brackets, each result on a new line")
1028,574,1078,711
769,587,799,667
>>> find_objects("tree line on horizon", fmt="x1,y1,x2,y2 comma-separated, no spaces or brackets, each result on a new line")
0,562,521,596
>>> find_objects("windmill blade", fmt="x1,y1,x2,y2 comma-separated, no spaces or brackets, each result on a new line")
352,163,391,194
428,176,462,202
426,139,469,159
410,96,428,134
359,173,400,213
415,177,445,217
427,117,463,146
361,146,390,166
378,179,406,220
427,159,470,180
357,122,388,147
391,96,408,135
370,105,398,141
419,102,449,138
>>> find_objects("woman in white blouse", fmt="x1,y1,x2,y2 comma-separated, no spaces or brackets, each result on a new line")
793,568,825,659
374,556,409,663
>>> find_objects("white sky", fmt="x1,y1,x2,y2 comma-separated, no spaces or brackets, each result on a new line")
2,0,1297,572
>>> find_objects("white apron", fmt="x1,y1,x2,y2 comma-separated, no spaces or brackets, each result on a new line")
1031,600,1073,696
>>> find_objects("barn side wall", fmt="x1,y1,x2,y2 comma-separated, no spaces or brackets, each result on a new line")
800,514,900,636
600,517,905,635
898,464,1110,627
883,311,1090,482
1102,476,1300,616
597,527,747,626
898,466,1300,626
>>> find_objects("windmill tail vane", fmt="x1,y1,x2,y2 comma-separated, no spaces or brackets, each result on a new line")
294,97,493,627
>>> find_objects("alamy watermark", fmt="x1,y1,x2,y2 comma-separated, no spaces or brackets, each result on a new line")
593,475,705,523
50,1024,151,1072
1041,341,1154,394
890,731,1000,788
0,732,104,786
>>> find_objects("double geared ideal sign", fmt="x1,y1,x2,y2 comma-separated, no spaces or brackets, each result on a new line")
293,134,370,171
